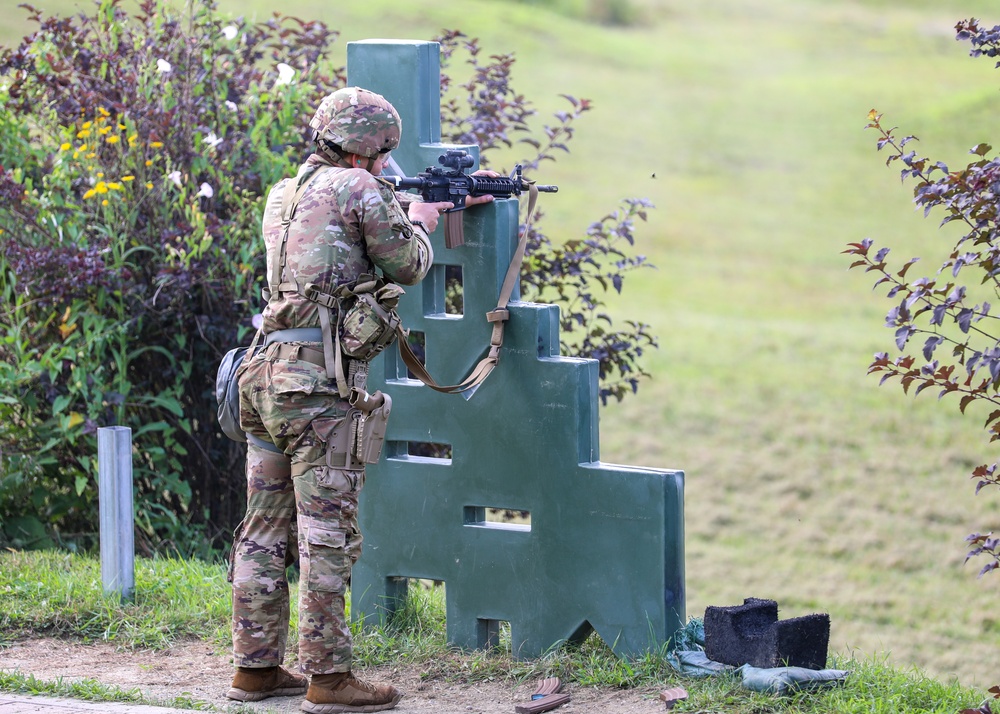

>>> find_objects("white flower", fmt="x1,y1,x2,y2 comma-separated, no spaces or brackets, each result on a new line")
225,100,238,112
197,182,214,199
221,25,238,41
204,132,223,149
156,58,172,73
275,63,295,86
167,170,182,188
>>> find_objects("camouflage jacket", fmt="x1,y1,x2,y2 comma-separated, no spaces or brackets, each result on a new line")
260,153,432,333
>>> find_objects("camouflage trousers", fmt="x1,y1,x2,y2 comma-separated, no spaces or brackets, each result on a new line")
230,342,364,674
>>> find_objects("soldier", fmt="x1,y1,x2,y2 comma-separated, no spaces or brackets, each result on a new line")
226,86,494,712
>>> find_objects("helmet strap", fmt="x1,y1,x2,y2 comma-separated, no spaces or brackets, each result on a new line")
348,152,376,173
316,138,352,168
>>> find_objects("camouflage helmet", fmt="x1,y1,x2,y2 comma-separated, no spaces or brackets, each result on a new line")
309,87,401,158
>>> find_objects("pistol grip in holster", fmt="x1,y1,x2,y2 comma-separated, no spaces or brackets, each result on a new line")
348,389,393,465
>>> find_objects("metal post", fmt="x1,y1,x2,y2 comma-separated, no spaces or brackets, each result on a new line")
98,426,134,600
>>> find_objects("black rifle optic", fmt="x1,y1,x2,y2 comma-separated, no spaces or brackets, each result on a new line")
383,149,557,248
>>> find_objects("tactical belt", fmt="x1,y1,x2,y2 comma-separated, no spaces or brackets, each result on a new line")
264,326,372,404
265,327,322,345
269,342,326,368
264,328,325,369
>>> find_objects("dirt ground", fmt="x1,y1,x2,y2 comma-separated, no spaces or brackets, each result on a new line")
0,639,675,713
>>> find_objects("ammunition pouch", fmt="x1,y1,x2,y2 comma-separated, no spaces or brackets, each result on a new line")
338,282,404,361
298,275,404,398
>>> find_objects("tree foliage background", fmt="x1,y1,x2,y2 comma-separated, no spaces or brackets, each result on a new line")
845,17,1000,580
0,0,654,555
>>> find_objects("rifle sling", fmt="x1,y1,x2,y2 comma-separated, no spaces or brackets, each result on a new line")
397,183,539,394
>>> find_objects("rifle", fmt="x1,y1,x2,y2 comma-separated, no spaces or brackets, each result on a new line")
383,149,558,248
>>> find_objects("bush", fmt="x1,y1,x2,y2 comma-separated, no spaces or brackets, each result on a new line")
0,1,654,554
845,18,1000,579
0,0,339,555
437,31,657,404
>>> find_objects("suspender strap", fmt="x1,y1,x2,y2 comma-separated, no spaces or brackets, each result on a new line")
269,165,328,296
396,183,539,394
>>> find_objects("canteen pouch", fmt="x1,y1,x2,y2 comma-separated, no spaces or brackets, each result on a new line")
215,346,249,443
340,284,404,360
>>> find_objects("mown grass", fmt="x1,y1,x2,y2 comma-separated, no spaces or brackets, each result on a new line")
0,670,229,711
0,550,992,713
0,550,230,648
2,0,1000,689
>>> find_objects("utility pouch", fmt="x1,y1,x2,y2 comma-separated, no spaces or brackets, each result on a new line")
348,390,393,465
215,346,250,443
339,283,405,361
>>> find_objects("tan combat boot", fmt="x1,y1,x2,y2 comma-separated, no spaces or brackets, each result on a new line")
301,671,403,713
227,665,308,701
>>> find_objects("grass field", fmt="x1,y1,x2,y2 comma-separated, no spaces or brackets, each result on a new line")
2,0,999,688
0,551,989,713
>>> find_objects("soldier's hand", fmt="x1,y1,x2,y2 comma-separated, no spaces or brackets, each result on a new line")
465,170,501,207
408,201,454,233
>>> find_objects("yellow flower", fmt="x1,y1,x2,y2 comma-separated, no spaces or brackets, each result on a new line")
77,144,87,151
122,175,135,182
107,182,122,190
96,172,104,178
83,188,97,199
98,107,110,117
118,123,126,130
106,135,120,144
128,134,137,146
82,121,92,129
145,160,153,167
95,182,108,194
98,126,111,135
86,153,96,159
76,129,90,138
60,142,71,151
102,199,109,206
150,141,163,148
146,182,153,189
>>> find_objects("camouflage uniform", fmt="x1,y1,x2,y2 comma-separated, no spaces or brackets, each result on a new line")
231,88,431,675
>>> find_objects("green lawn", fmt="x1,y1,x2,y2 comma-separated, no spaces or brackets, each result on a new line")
2,0,999,688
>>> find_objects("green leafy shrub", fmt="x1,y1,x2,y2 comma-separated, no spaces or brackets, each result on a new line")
845,19,1000,584
0,2,654,554
0,0,339,554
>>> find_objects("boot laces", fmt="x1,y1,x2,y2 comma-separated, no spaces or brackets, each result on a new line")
347,674,378,695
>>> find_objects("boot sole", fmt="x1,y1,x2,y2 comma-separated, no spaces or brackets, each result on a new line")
227,685,308,702
300,691,403,713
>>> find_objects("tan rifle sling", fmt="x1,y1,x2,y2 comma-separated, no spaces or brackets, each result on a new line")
395,183,540,394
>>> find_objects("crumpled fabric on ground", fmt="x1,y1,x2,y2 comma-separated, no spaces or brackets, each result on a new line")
666,618,849,694
666,649,734,677
739,664,850,694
